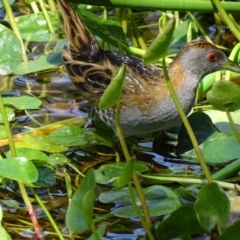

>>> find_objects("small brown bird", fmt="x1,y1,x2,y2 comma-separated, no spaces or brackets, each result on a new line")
58,0,240,137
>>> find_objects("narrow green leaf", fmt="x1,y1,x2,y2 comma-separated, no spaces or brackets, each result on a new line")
114,157,135,187
98,64,126,110
87,224,106,240
143,18,175,65
194,183,230,231
66,169,96,234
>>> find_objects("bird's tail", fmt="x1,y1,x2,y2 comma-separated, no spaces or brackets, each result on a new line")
57,0,99,57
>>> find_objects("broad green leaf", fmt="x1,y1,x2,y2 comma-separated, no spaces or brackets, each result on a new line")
6,148,48,162
0,125,7,140
99,185,180,218
16,12,60,42
98,64,126,110
177,112,240,164
12,52,62,75
0,24,22,75
15,133,67,153
66,169,96,234
0,157,38,184
0,226,11,240
3,96,42,110
194,183,230,231
207,80,240,111
48,125,113,147
219,220,240,240
48,154,68,166
114,158,135,187
205,110,240,134
95,162,149,184
143,18,175,65
2,200,20,209
154,205,206,239
0,107,14,124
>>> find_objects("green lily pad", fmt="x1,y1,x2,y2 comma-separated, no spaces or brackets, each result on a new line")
95,162,149,184
3,96,42,110
0,107,15,124
0,24,22,75
177,112,240,164
6,148,48,162
99,185,180,218
48,125,114,147
15,133,67,153
0,157,38,184
207,80,240,111
13,52,62,75
16,12,60,42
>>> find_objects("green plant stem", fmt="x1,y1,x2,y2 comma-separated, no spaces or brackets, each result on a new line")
141,174,238,190
31,187,65,240
211,0,240,41
2,0,27,62
162,58,213,183
0,95,43,239
70,0,240,12
38,0,56,38
128,184,154,240
226,110,240,145
127,9,147,50
115,102,153,232
30,1,40,13
24,109,43,127
225,42,240,80
188,12,213,43
91,222,101,240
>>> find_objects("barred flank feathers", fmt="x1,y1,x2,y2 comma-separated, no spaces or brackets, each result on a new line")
57,0,99,57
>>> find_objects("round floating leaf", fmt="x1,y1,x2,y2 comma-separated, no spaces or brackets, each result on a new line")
195,183,230,231
143,18,175,65
3,96,42,110
13,52,62,75
95,162,149,184
0,24,22,75
207,80,240,111
177,112,240,164
6,148,48,162
99,185,180,218
16,12,60,42
15,133,67,153
0,157,38,184
98,64,126,110
0,107,15,124
114,158,135,187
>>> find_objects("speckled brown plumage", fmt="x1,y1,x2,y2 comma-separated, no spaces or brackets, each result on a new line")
58,0,240,136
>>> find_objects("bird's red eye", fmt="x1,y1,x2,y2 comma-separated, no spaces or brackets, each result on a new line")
207,53,217,62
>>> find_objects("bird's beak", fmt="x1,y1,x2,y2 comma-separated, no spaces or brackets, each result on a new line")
222,59,240,73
